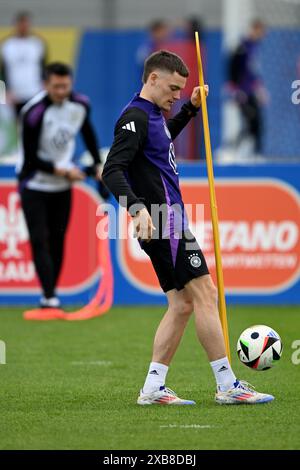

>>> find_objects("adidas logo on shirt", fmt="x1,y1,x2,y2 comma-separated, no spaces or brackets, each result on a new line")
122,121,136,132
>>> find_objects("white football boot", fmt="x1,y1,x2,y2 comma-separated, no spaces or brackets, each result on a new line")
215,380,274,405
137,386,196,405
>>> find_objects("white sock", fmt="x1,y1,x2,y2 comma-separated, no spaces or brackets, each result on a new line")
40,296,60,308
210,357,237,392
142,362,169,394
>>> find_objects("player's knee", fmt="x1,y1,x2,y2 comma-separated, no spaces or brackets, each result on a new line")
194,279,218,311
170,300,193,318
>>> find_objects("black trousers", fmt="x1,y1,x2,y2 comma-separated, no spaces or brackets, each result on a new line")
20,187,72,298
238,94,263,153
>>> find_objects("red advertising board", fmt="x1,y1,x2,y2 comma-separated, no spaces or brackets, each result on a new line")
0,181,100,294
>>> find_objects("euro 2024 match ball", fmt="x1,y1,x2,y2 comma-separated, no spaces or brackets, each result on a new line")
237,325,283,371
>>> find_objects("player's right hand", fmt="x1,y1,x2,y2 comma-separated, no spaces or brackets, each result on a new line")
133,208,156,242
66,167,85,181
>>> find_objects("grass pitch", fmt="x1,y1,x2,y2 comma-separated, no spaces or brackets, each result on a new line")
0,305,299,450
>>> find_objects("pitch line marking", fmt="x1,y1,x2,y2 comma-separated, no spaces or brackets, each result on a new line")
159,424,213,429
70,360,112,366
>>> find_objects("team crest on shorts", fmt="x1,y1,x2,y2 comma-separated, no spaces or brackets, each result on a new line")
188,253,202,268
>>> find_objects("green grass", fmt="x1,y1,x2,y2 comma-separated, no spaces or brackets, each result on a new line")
0,305,299,450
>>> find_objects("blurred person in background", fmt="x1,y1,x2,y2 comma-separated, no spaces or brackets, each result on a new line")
0,11,47,117
136,20,170,73
17,62,103,309
173,16,205,41
228,19,268,156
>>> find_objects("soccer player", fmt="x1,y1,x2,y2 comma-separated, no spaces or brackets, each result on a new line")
17,62,102,309
103,50,274,405
0,11,47,117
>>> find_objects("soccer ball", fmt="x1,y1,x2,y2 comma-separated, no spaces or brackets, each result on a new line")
237,325,283,371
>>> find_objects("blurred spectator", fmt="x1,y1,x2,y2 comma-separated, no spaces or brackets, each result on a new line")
0,11,47,117
228,19,268,155
136,20,170,71
173,16,205,41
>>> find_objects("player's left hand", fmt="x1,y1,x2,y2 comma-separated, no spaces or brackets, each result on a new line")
67,167,85,181
190,85,209,108
95,163,103,181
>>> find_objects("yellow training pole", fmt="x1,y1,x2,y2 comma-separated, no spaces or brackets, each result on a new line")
195,31,231,362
